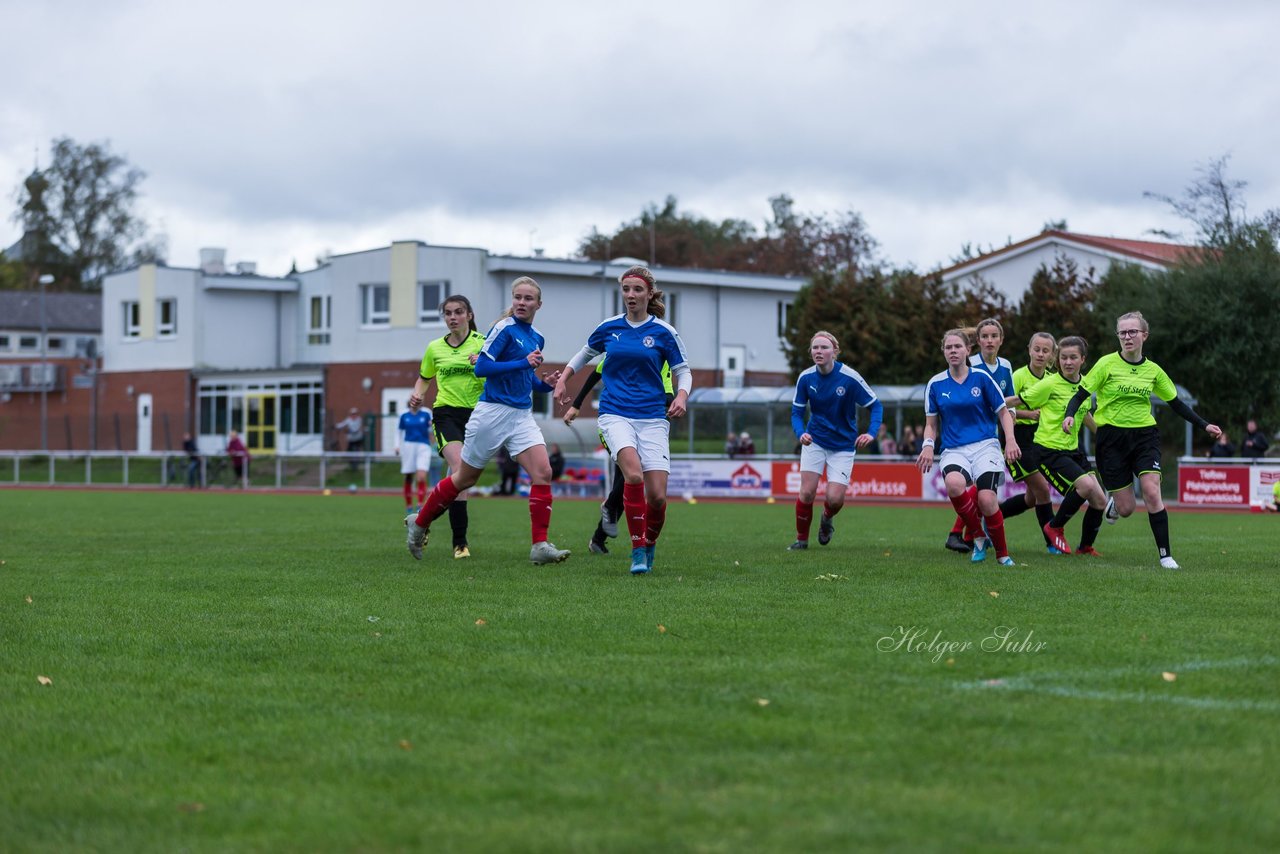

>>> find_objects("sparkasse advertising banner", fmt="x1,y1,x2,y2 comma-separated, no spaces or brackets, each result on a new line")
770,460,922,500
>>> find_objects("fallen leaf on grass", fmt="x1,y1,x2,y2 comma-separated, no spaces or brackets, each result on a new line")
398,740,413,751
814,574,846,581
1162,672,1177,682
475,618,487,626
657,624,667,634
883,550,892,557
177,803,205,813
989,591,1000,598
982,679,1005,687
36,675,52,686
945,658,955,666
366,616,379,623
25,596,32,604
755,698,770,707
370,632,382,638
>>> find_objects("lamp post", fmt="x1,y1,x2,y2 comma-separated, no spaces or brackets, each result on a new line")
38,273,54,451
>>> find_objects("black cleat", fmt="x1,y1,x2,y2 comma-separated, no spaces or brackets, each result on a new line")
944,532,972,553
818,513,835,546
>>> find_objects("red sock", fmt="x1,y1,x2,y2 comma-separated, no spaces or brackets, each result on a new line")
823,498,843,518
645,500,667,546
984,509,1009,558
403,479,413,506
415,476,459,528
960,485,978,539
416,481,427,504
949,489,983,540
528,483,552,544
795,499,813,541
949,513,965,535
623,482,647,549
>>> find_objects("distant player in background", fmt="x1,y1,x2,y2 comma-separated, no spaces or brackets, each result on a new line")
407,278,571,565
409,294,486,559
999,332,1060,553
787,330,882,551
555,265,692,575
918,328,1021,566
944,318,1014,553
395,402,433,513
1062,311,1220,569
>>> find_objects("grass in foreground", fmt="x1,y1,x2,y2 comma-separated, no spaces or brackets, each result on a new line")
2,489,1278,852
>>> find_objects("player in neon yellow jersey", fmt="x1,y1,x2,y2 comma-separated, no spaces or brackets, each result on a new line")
1001,331,1060,553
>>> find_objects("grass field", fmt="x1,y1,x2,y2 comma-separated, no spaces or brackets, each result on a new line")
2,489,1278,852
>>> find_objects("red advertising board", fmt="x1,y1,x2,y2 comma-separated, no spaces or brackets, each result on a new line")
770,460,923,500
1178,465,1250,506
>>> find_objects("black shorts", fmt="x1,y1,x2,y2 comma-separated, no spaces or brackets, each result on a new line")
1037,446,1096,496
432,406,472,454
1006,423,1042,481
1095,425,1162,492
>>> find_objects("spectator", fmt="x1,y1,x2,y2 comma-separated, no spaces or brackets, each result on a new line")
1242,420,1269,460
725,432,739,458
182,432,201,488
914,424,926,455
226,430,250,486
549,443,566,480
335,407,365,471
1207,432,1236,459
495,446,520,496
737,431,756,456
877,425,897,457
900,426,916,458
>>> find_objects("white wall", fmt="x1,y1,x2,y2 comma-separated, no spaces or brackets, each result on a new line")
101,266,199,373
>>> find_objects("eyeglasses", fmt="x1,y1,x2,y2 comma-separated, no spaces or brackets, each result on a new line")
1116,330,1143,338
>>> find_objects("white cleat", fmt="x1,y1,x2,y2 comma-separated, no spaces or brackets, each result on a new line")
1104,495,1119,525
405,513,428,560
1159,556,1181,570
530,541,571,565
600,502,619,538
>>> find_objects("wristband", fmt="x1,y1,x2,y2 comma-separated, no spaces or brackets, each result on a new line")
922,438,935,448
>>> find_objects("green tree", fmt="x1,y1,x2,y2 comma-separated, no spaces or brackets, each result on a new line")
1007,254,1107,355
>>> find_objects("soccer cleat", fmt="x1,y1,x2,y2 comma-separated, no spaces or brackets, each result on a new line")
600,502,618,538
787,540,809,551
405,513,428,560
645,543,656,571
588,540,608,555
530,541,571,564
818,513,835,546
997,555,1016,567
453,545,471,560
630,546,650,574
1104,495,1119,525
1076,546,1103,557
970,537,989,563
944,532,971,553
1047,546,1063,555
1159,556,1181,570
1043,523,1073,555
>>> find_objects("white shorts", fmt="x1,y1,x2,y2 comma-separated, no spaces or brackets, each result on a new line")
939,438,1005,484
799,442,856,484
598,414,671,473
461,401,546,470
399,441,432,474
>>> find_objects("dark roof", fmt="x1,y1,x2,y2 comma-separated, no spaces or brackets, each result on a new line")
0,291,101,332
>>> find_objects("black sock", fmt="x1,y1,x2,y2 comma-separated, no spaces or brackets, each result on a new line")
606,465,625,518
1148,508,1171,558
592,523,607,546
1034,503,1054,544
1080,507,1104,549
999,494,1032,519
1051,491,1086,528
450,500,469,547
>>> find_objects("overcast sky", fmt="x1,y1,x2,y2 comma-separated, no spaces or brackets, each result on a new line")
3,0,1277,277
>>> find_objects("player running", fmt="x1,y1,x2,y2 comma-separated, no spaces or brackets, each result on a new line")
998,332,1061,552
406,278,571,565
1062,311,1220,569
554,265,692,575
786,331,882,551
407,295,486,559
395,401,433,515
918,328,1021,566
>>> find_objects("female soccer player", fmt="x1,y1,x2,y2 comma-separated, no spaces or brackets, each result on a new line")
786,331,882,551
1062,311,1220,569
943,318,1015,553
395,401,433,514
554,265,692,575
999,331,1060,552
1014,336,1107,556
918,329,1021,566
406,278,571,565
407,295,486,559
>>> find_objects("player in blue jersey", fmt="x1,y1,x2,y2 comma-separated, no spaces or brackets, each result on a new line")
406,277,571,565
554,265,692,575
917,328,1021,565
944,317,1015,553
395,403,433,513
787,331,883,551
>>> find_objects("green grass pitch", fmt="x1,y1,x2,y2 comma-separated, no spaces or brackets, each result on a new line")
2,489,1278,851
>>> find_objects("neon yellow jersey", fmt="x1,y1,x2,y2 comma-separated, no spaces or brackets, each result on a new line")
420,331,486,409
595,356,674,395
1081,353,1177,429
1021,371,1093,451
1012,365,1048,425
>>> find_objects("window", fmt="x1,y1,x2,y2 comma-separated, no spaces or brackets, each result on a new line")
0,334,10,353
308,295,332,344
157,298,177,337
74,337,97,358
665,292,677,327
46,336,65,354
777,301,792,338
360,283,390,326
123,301,140,338
19,336,39,352
418,280,450,324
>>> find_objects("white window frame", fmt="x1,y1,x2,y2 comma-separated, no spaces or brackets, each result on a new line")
360,283,390,327
18,335,39,353
123,300,141,338
665,291,677,327
776,300,792,338
157,298,177,338
308,295,332,345
0,334,12,353
46,336,65,354
417,280,450,325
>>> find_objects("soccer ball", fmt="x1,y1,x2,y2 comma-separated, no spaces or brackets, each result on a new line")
348,484,358,494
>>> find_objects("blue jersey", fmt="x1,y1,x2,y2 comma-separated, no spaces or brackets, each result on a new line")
398,409,433,444
925,367,1007,450
585,315,689,419
969,354,1013,438
475,317,551,409
791,362,882,452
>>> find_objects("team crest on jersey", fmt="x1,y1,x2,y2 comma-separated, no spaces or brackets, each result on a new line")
642,336,655,348
835,386,846,396
970,387,982,397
